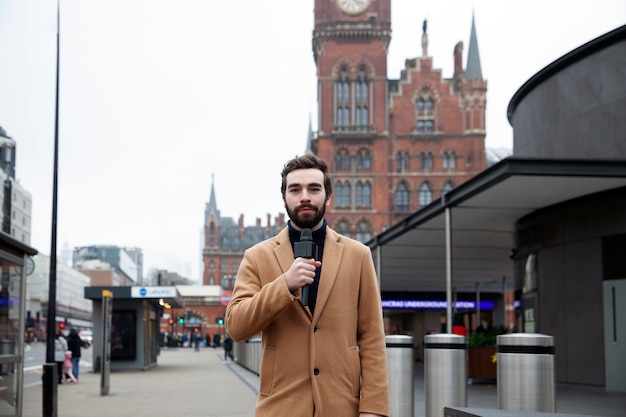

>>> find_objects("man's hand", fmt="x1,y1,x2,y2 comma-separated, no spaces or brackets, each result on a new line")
285,257,321,292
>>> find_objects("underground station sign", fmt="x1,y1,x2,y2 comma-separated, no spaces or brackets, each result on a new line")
221,291,233,306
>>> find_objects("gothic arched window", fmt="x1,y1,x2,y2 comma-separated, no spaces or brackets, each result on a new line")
419,182,433,207
356,181,371,207
395,182,410,211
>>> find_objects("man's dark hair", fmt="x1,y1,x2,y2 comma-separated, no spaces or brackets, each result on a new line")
281,153,332,198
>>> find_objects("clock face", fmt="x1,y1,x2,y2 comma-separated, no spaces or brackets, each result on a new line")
335,0,372,16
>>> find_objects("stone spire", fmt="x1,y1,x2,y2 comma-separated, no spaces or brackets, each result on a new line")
204,173,220,223
465,14,483,80
421,18,429,58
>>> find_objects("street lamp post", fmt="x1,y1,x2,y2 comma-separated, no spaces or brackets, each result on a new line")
43,3,61,416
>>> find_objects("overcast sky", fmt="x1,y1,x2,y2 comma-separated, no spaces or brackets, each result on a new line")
0,0,624,282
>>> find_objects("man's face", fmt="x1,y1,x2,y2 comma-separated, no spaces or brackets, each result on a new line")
284,168,330,230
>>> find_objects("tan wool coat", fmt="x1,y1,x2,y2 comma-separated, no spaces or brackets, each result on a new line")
226,226,389,417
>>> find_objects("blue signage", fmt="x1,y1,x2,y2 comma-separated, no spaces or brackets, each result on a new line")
381,299,495,310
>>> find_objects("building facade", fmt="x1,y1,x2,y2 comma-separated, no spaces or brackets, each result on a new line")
310,0,487,239
200,1,490,290
26,254,93,340
201,179,286,288
73,245,143,286
0,126,32,245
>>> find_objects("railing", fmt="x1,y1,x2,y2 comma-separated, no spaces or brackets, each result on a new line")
233,339,261,375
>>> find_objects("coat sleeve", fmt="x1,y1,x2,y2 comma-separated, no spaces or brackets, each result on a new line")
225,246,297,342
356,247,390,417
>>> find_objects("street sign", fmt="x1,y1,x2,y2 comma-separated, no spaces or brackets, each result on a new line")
221,291,232,307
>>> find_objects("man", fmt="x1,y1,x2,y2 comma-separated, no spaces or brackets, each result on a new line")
226,154,389,417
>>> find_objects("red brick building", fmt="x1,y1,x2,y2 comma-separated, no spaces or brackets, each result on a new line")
310,0,487,238
202,177,286,288
202,0,488,283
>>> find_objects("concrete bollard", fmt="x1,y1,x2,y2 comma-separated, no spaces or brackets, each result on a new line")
386,335,414,417
424,334,467,417
497,333,555,412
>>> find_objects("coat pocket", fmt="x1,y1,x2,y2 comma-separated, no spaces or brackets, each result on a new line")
259,345,276,396
348,346,361,397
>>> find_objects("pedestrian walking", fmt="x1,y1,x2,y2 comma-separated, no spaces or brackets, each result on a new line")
61,351,77,384
66,328,84,381
54,330,68,385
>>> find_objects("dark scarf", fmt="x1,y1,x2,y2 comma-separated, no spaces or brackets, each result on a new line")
288,220,326,315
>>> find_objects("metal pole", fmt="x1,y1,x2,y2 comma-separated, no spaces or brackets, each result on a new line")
43,2,61,416
476,282,481,331
445,207,452,333
502,276,506,329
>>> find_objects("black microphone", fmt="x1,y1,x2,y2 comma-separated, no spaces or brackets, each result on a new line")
293,228,317,306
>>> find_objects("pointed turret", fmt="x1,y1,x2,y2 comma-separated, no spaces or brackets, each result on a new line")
465,14,483,80
204,174,220,224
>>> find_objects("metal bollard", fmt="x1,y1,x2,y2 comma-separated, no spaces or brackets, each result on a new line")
497,333,555,412
386,335,414,417
424,334,466,417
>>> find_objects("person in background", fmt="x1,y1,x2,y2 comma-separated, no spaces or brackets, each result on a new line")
54,331,68,384
223,333,233,361
226,154,389,417
66,328,84,381
476,318,491,333
61,350,77,384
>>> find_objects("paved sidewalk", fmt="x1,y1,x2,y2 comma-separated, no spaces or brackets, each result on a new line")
22,348,257,417
22,348,626,417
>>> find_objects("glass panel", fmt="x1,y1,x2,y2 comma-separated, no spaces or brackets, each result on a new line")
0,260,23,413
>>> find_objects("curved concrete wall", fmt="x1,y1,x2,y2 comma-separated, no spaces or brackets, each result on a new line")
508,26,626,159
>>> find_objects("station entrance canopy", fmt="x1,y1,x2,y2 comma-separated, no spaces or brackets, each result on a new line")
367,158,626,295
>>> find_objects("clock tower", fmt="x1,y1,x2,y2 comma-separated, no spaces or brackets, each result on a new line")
311,1,487,242
312,0,392,240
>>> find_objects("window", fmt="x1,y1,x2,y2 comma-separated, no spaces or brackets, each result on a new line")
415,95,436,133
396,152,410,172
356,181,371,207
417,98,434,113
356,69,368,104
355,107,368,131
420,152,433,170
336,220,351,238
209,261,215,270
355,68,368,130
356,221,371,243
335,181,351,208
395,183,410,211
356,150,371,170
442,181,454,195
336,68,351,131
335,151,350,170
419,183,433,207
443,151,456,170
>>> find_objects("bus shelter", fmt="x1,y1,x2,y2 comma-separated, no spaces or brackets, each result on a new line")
85,286,183,371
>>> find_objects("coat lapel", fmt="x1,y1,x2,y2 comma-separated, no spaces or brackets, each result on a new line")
273,228,294,275
312,229,343,320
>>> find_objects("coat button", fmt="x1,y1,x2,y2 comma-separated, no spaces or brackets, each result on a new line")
313,326,318,332
314,368,320,375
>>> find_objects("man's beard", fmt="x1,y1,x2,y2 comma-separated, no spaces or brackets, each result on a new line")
286,203,326,230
